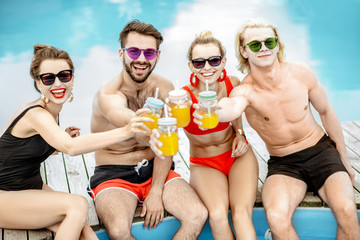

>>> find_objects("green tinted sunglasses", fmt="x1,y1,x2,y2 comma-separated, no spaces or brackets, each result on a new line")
244,37,278,52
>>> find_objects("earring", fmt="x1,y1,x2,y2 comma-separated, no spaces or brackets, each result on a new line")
218,69,227,82
41,90,49,104
68,92,74,103
190,73,199,87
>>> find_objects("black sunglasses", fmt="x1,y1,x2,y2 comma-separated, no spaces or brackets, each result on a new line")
38,70,73,86
191,56,222,69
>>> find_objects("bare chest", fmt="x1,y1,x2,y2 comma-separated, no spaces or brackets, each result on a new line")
245,83,310,128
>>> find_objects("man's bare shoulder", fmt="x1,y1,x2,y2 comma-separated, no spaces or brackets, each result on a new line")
148,72,174,99
230,78,254,98
289,62,316,77
150,72,173,87
288,61,318,88
96,73,123,96
228,75,241,87
92,73,127,114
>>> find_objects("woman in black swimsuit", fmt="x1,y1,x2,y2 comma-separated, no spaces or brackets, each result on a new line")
0,45,152,240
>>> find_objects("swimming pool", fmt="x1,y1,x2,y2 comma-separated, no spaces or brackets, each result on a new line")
0,0,359,132
95,208,360,240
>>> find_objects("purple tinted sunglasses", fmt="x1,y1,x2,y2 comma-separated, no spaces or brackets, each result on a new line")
122,47,159,60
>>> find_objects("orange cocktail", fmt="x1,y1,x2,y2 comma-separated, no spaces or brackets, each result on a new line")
140,112,161,131
170,104,190,128
158,131,179,156
199,112,219,129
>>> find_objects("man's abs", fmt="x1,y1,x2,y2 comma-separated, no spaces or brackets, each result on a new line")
95,146,155,166
262,125,325,157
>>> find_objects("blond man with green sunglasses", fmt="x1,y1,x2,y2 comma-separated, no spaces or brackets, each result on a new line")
193,17,359,239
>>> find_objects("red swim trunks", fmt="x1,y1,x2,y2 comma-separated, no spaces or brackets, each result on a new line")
89,159,182,202
190,149,235,176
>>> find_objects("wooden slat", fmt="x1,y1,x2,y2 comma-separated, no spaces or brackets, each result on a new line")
28,229,53,240
3,229,27,240
62,153,100,229
40,163,47,185
82,152,96,178
82,153,103,229
341,122,360,207
45,154,69,192
175,129,190,182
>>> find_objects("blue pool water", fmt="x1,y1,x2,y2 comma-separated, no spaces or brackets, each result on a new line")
95,208,360,240
0,0,359,131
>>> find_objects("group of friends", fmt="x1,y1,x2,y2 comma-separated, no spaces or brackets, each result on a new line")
0,18,359,240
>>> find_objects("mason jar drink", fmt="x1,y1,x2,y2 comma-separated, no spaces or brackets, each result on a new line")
168,89,191,128
158,117,178,156
140,97,164,132
198,91,219,129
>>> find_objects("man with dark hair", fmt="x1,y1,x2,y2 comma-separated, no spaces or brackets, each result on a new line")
89,20,207,240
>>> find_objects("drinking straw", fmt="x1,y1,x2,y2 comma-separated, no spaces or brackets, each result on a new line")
164,105,171,136
164,104,169,118
205,80,211,115
155,87,159,99
152,87,159,115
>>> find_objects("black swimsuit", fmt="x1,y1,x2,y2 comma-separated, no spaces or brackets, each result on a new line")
0,105,55,190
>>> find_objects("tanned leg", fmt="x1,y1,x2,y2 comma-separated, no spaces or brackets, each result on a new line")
261,175,307,240
163,178,208,240
94,189,138,240
190,165,234,240
229,148,258,240
318,172,360,240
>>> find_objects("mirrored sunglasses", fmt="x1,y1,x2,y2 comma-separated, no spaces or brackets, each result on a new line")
244,37,278,52
191,56,222,69
122,47,159,60
38,70,73,86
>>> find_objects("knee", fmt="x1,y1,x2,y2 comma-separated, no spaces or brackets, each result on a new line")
208,207,229,227
265,207,291,231
334,202,358,225
106,220,132,240
183,203,208,227
66,195,89,223
231,205,252,224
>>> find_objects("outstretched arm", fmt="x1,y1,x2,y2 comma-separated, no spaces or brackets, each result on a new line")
28,108,151,156
218,86,248,122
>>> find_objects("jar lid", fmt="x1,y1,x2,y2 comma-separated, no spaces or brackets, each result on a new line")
146,97,164,109
169,89,187,99
158,117,177,126
199,91,217,100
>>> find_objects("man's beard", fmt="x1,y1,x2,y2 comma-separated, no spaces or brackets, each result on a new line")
124,61,156,83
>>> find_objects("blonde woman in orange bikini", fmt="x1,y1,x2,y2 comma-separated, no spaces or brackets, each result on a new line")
151,31,259,239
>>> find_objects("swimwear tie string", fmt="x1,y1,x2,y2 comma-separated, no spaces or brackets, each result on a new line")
134,159,149,175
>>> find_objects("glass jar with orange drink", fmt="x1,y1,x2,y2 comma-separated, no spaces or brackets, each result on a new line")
168,89,191,128
198,91,219,129
140,97,164,132
158,117,178,156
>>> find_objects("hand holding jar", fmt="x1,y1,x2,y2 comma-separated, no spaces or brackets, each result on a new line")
140,97,164,133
